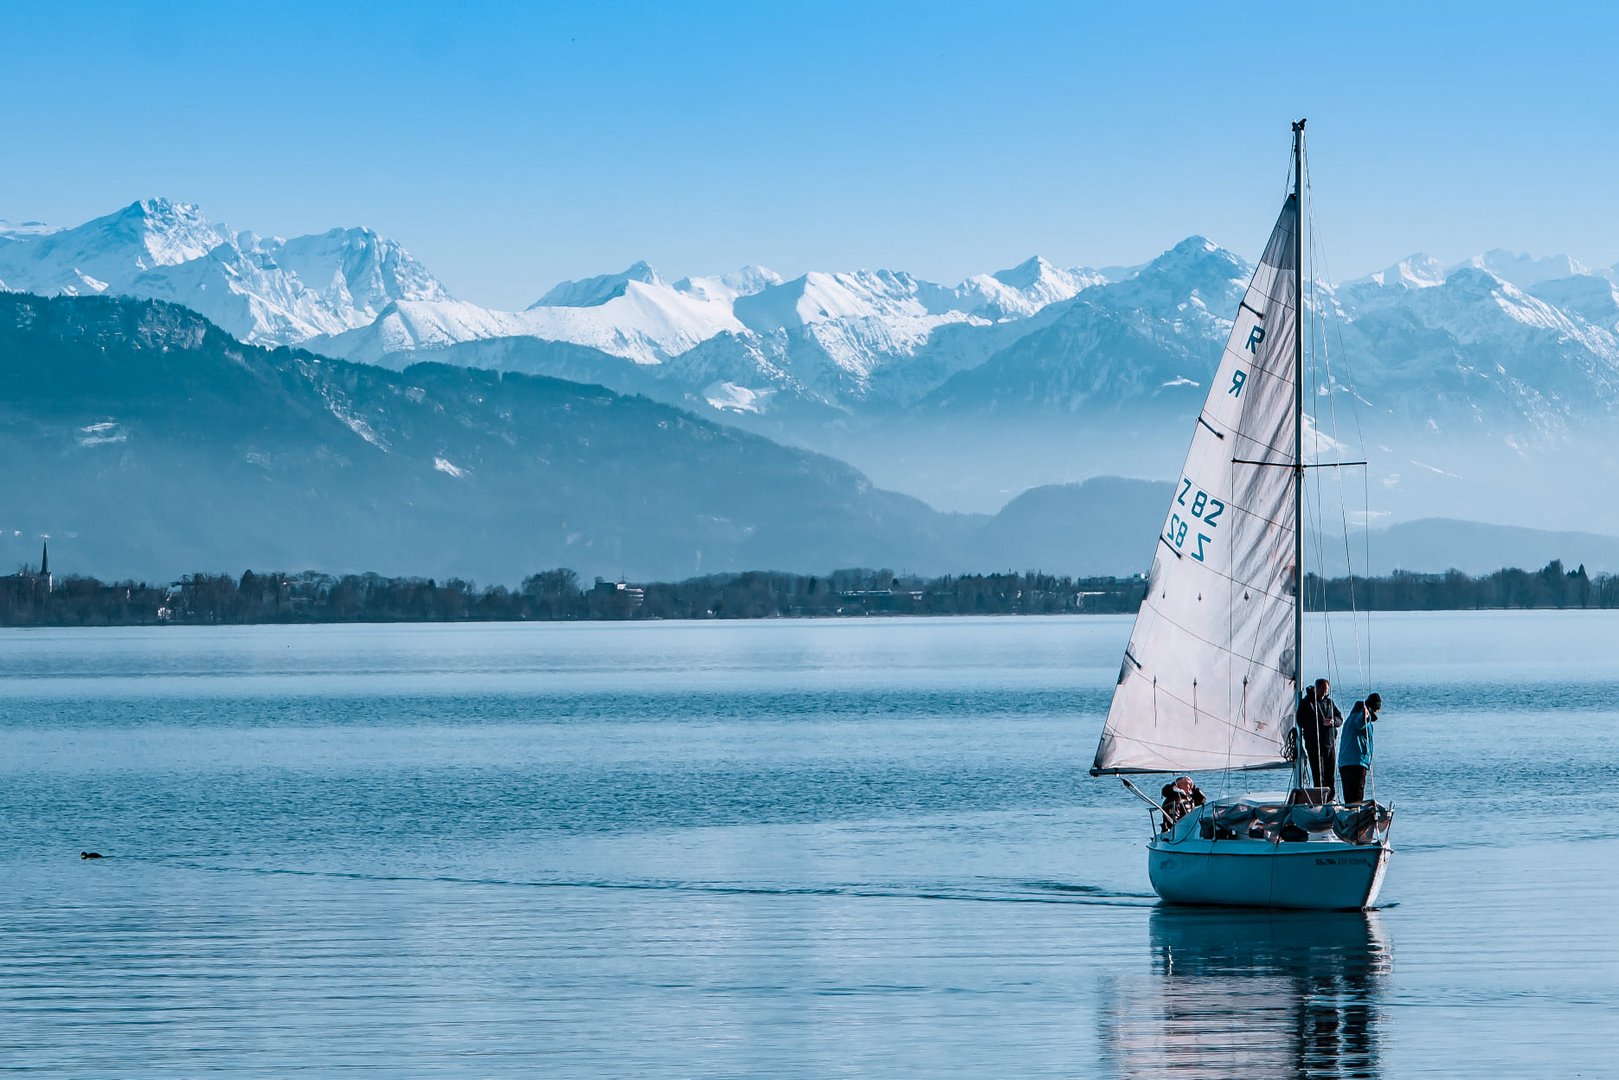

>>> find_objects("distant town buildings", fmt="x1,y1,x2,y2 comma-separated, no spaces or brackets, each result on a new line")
592,577,646,613
0,541,54,618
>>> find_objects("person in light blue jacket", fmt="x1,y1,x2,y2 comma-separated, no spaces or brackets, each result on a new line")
1338,693,1381,803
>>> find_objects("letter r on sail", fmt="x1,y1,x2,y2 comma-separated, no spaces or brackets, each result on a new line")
1229,370,1247,397
1246,325,1266,351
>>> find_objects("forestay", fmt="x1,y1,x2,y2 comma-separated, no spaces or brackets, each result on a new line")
1092,197,1300,775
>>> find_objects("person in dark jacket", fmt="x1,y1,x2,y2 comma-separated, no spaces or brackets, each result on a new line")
1159,776,1206,832
1339,692,1381,803
1297,677,1344,798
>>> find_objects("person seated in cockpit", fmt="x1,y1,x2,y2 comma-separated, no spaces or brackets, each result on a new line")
1159,775,1206,832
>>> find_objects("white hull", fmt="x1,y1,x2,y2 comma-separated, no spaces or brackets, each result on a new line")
1148,831,1391,911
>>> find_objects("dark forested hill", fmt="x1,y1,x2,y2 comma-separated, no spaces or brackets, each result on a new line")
0,294,970,581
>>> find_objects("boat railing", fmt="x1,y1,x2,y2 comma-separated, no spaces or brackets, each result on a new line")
1119,776,1174,835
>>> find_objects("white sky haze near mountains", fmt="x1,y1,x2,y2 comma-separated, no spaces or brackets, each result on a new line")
2,1,1617,310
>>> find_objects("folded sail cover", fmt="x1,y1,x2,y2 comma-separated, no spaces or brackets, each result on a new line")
1092,198,1300,775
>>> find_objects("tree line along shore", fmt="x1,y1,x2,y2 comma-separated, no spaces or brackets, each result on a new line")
0,561,1609,627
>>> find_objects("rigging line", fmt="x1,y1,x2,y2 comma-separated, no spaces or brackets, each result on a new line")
1219,347,1298,389
1305,165,1370,690
1210,493,1301,538
1317,246,1361,690
1365,455,1372,687
1222,416,1310,464
1303,134,1346,691
1232,459,1367,469
1141,546,1296,605
1297,135,1338,691
1113,678,1288,746
1138,601,1294,680
1222,439,1242,793
1097,729,1289,761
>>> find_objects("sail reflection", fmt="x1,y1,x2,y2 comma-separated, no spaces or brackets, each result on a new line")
1102,907,1390,1079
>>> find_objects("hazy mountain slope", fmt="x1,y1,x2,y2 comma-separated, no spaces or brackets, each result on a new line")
968,477,1171,574
960,481,1619,578
0,293,973,582
1368,519,1619,576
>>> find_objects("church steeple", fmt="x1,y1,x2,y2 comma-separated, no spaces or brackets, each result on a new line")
39,540,51,594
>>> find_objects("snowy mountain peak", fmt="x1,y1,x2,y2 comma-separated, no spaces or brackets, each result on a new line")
1458,250,1590,291
0,198,457,344
732,268,956,336
957,256,1103,319
1112,236,1248,305
0,196,233,298
109,198,229,266
1146,236,1243,276
1530,273,1619,331
1366,254,1447,290
991,255,1059,290
674,264,783,303
266,226,450,318
532,261,665,308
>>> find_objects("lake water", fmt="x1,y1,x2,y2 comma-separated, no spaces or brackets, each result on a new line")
1,612,1614,1076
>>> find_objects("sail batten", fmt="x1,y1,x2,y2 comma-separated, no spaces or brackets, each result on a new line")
1092,197,1300,776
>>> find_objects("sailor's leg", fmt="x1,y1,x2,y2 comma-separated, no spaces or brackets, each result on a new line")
1340,765,1366,803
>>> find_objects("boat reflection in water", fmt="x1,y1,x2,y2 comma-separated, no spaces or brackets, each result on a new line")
1100,907,1391,1079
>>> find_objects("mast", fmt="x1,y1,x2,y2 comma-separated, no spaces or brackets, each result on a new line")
1092,126,1315,777
1291,118,1306,788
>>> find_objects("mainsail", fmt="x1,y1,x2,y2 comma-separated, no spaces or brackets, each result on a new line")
1092,197,1300,775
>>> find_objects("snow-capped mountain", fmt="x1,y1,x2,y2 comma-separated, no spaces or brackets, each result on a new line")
673,264,783,303
10,196,1619,532
0,199,232,297
1361,254,1447,290
957,255,1107,319
265,226,449,322
128,242,354,342
316,254,1108,382
533,260,665,308
0,199,449,346
1459,250,1590,291
0,197,1119,405
317,272,748,366
1530,274,1619,332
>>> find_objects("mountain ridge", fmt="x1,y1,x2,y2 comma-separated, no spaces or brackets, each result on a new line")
9,198,1619,533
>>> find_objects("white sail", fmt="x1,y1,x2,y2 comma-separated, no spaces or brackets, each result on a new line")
1093,197,1300,775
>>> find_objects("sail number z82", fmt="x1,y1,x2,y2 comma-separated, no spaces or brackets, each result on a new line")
1164,478,1224,561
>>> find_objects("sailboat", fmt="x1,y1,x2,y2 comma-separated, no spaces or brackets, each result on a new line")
1090,120,1394,910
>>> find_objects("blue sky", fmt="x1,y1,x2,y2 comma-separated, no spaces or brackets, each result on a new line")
4,1,1616,307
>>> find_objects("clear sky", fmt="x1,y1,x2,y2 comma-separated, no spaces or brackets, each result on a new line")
4,1,1617,308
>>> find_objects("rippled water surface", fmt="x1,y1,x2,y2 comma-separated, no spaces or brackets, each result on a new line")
2,612,1616,1075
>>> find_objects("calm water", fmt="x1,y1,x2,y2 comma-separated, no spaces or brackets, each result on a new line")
1,612,1615,1076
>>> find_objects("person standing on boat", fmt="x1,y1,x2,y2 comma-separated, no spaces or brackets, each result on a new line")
1339,693,1381,803
1297,677,1343,798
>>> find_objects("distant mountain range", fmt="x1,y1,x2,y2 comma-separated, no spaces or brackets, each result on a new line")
5,198,1619,547
2,291,1616,585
